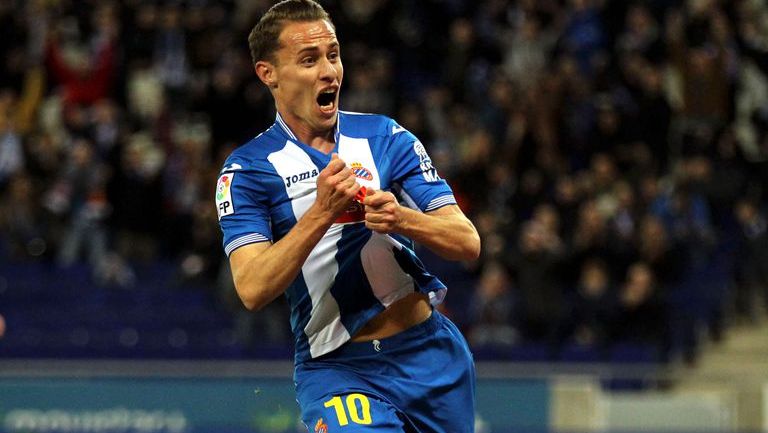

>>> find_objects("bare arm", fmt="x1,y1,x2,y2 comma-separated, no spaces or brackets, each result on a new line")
363,191,481,261
229,154,360,311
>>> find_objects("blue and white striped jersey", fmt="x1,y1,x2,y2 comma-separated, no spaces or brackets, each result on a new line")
216,111,457,363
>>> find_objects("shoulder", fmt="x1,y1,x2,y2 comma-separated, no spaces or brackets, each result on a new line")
220,127,285,173
339,111,400,139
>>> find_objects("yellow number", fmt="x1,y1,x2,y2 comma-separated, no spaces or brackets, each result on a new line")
323,393,372,426
346,393,372,425
324,396,348,426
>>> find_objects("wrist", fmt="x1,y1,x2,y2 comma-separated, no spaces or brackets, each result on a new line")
392,205,414,235
306,202,338,227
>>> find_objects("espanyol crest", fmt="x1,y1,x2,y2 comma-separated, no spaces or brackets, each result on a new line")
350,162,373,181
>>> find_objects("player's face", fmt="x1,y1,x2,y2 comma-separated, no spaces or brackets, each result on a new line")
271,20,343,137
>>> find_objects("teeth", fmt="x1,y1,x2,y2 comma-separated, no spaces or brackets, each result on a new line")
318,89,336,109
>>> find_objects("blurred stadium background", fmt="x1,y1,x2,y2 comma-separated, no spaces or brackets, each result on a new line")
2,0,768,432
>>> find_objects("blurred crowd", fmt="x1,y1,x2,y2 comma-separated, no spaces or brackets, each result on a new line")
2,0,768,364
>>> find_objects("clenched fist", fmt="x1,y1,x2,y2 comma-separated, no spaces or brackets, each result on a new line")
315,153,362,219
363,189,403,234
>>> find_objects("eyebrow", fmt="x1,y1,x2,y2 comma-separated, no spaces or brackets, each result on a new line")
296,42,339,56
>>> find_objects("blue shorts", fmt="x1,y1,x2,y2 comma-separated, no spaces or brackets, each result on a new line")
294,310,476,433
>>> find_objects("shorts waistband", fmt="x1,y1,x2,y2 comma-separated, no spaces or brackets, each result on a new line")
317,309,443,360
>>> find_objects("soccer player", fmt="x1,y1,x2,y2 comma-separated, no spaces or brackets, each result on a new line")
216,1,480,431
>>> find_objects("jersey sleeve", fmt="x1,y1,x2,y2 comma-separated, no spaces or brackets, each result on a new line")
387,119,456,212
216,163,272,256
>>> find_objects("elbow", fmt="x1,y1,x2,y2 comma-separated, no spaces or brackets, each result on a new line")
463,231,482,261
444,231,481,261
240,297,260,311
234,281,271,312
239,291,269,312
462,217,482,260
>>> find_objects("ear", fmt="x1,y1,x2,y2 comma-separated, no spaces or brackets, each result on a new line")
255,61,277,89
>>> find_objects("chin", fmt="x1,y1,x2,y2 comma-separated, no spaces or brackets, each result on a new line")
316,110,338,126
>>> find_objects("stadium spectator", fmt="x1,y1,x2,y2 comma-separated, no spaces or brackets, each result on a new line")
467,261,517,347
508,219,565,342
110,132,164,261
734,199,768,321
153,3,189,107
502,12,558,91
635,214,685,290
0,92,23,187
611,262,668,352
560,258,616,348
45,8,117,108
0,173,46,260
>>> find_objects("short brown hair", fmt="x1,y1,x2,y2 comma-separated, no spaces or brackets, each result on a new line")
248,0,333,65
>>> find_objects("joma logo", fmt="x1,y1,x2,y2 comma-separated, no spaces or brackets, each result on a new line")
285,168,319,188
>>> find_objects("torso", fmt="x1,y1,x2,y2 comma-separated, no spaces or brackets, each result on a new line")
351,292,432,342
218,112,453,362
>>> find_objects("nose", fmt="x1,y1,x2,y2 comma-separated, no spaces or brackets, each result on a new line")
318,56,339,82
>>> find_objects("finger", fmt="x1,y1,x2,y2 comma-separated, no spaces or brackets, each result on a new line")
364,203,395,216
324,153,347,173
365,221,392,234
362,191,380,206
343,180,361,197
364,212,387,224
327,167,353,186
340,176,358,192
331,174,357,194
363,191,394,207
333,170,357,189
324,158,347,175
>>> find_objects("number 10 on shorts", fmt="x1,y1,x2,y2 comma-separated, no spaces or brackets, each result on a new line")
323,394,372,426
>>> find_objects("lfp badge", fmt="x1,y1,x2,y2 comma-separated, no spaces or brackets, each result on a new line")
216,173,235,219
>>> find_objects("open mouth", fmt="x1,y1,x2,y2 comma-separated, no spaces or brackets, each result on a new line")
317,88,337,111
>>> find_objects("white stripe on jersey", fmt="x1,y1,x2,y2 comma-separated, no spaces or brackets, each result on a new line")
225,233,269,256
275,113,298,141
337,134,381,191
361,233,414,307
267,140,351,358
425,194,457,212
267,141,317,220
339,134,381,190
301,224,350,358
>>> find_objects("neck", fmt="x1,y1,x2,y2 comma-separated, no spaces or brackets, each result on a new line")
305,132,335,154
277,109,336,154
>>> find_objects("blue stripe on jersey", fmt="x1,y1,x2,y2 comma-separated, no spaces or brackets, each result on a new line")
267,180,314,361
389,232,415,251
286,272,312,361
273,150,327,361
392,245,447,294
330,224,385,334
